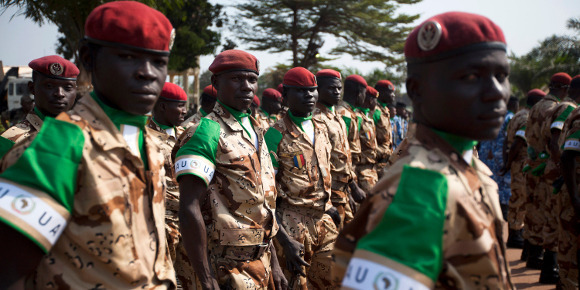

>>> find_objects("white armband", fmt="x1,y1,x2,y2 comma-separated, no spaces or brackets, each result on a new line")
175,155,216,185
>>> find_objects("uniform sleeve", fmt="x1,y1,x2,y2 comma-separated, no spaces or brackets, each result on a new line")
0,136,15,158
174,118,220,186
563,130,580,153
551,105,575,130
515,125,526,141
343,165,447,289
0,117,84,253
264,127,283,169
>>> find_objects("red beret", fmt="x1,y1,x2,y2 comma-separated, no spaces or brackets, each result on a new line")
209,50,259,76
316,69,342,80
202,85,217,98
253,95,260,106
550,72,572,86
263,88,282,102
160,82,187,102
527,89,546,98
366,86,379,98
29,55,79,80
283,67,317,88
345,74,368,87
375,80,394,91
276,83,284,93
85,1,174,55
405,12,506,64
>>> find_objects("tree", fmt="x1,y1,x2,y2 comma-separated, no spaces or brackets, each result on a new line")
1,0,223,72
233,0,421,70
509,31,580,95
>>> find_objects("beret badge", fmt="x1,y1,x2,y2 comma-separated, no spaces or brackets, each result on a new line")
417,20,442,51
169,29,176,51
49,63,64,76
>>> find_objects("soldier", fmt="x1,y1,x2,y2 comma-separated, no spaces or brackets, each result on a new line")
356,86,379,192
0,2,176,288
148,82,195,287
313,69,363,229
182,84,217,128
502,89,545,250
174,49,286,289
372,80,394,178
0,56,79,154
259,88,283,127
525,72,572,282
334,12,513,289
265,67,339,289
1,94,34,130
558,75,580,289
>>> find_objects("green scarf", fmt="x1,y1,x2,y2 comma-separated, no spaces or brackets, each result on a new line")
431,128,478,158
288,110,312,132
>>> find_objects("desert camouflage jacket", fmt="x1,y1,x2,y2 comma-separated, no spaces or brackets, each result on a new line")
357,108,378,165
1,111,43,143
373,104,393,161
336,100,362,164
334,124,513,289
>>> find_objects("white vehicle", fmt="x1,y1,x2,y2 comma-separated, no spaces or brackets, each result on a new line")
6,76,32,111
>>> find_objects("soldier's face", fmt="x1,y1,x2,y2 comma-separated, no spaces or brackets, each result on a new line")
30,74,76,117
355,86,367,107
90,46,168,115
317,78,342,106
377,87,395,104
262,97,281,115
162,100,187,126
286,87,318,117
409,49,510,141
212,71,258,112
363,95,377,109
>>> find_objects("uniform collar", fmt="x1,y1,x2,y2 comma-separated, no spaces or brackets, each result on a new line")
33,107,46,121
431,128,478,157
91,91,148,129
199,108,208,117
378,101,389,108
288,110,312,131
152,117,173,130
217,99,251,122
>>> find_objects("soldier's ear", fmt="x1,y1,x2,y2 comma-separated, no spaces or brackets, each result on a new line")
406,76,421,105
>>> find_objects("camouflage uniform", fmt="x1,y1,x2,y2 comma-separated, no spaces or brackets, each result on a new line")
313,103,356,227
148,119,195,288
265,112,339,289
334,124,513,289
541,97,578,252
505,109,529,231
355,108,378,192
0,94,176,289
257,108,278,129
557,106,580,289
181,109,206,129
336,101,361,167
1,110,44,144
373,103,393,178
175,101,278,289
524,94,562,247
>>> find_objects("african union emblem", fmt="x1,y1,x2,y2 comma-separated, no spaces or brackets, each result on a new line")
190,160,200,169
373,272,399,290
11,194,35,215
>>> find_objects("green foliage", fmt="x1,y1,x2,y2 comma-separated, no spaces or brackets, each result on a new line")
1,0,223,71
509,33,580,96
233,0,421,69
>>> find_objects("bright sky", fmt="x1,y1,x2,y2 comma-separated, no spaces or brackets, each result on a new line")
1,0,579,75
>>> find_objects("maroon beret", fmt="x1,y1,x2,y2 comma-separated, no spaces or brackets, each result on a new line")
276,83,284,93
405,12,506,64
375,80,395,91
345,74,368,87
283,67,317,88
85,1,174,55
253,95,260,106
160,82,187,102
209,50,259,76
263,88,282,102
550,72,572,86
316,69,342,80
366,86,379,98
527,89,546,98
202,85,218,98
29,55,79,80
